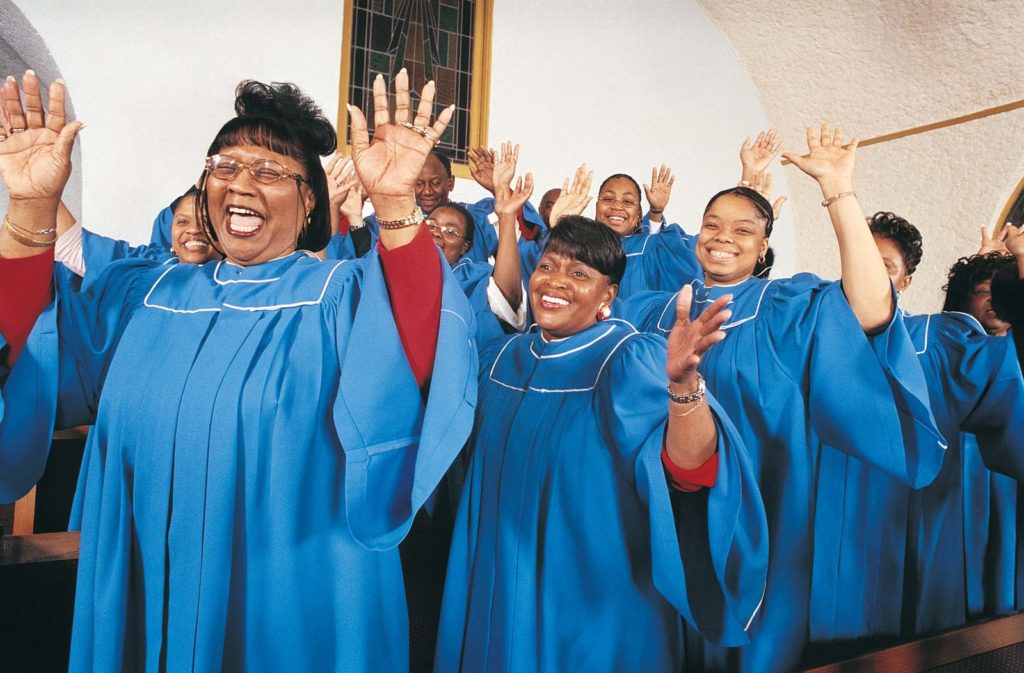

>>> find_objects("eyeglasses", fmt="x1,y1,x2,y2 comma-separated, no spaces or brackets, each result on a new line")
597,195,640,208
426,219,466,241
205,154,306,185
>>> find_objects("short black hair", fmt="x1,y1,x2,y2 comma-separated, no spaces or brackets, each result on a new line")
428,202,475,247
703,186,774,237
543,215,626,285
199,80,337,253
598,173,642,199
430,149,453,177
868,211,923,275
941,252,1015,313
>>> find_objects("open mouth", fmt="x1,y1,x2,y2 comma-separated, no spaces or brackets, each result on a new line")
707,249,738,262
225,205,266,237
181,239,210,252
538,294,571,310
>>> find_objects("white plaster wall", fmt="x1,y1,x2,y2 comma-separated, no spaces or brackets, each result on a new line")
702,0,1024,313
12,0,787,274
13,0,342,242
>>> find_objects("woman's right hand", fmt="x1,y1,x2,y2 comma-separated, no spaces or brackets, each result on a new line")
548,164,592,227
0,72,82,203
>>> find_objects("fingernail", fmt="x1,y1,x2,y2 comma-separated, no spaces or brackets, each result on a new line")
399,67,407,73
55,78,64,84
25,69,35,77
375,73,383,79
6,76,15,83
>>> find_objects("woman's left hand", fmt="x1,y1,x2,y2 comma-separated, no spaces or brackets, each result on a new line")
643,164,675,214
748,170,788,220
347,69,454,220
468,146,495,194
492,141,533,216
978,223,1011,256
666,285,731,386
782,124,857,192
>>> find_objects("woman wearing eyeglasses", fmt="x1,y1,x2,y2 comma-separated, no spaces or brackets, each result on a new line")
616,126,945,673
0,70,476,672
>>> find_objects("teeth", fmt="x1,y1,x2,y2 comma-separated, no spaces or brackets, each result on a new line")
228,206,262,217
542,295,570,306
709,250,737,260
183,240,208,250
231,221,260,233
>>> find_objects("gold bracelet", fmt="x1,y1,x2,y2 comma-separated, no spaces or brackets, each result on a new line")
3,216,56,247
669,398,705,417
821,191,855,208
376,207,424,230
4,214,56,237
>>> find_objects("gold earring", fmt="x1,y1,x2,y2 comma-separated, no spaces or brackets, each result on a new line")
597,304,611,321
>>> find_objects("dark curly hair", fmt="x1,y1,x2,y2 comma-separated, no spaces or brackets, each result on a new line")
543,215,626,286
941,252,1015,313
427,202,475,248
198,80,337,253
868,212,923,276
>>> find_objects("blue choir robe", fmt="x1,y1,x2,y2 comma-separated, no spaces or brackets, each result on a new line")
147,202,174,250
435,319,769,672
617,276,944,673
78,229,174,284
0,249,477,672
809,312,1024,642
323,229,358,260
617,222,701,301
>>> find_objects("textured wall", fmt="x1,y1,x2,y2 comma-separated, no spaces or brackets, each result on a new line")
701,0,1024,313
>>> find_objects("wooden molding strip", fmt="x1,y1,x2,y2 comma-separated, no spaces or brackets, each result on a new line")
0,531,80,566
782,99,1024,165
803,611,1024,672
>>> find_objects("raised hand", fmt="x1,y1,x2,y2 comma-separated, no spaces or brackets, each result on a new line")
643,164,675,215
548,164,593,227
666,285,731,386
978,223,1010,256
748,171,787,220
492,142,533,216
347,68,454,221
468,146,495,194
325,154,357,210
782,124,857,190
1004,224,1024,258
740,130,782,177
0,72,82,202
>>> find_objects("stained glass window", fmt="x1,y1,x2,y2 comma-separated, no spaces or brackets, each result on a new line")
339,0,492,172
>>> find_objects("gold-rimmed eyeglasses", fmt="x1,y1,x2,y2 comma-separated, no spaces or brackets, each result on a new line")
426,218,466,241
205,154,307,186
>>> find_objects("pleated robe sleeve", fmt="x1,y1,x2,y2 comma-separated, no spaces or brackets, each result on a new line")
0,257,162,502
765,276,945,487
595,333,768,647
79,229,171,285
330,246,478,550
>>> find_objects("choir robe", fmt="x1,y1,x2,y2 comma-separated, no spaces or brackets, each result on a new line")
435,319,769,672
810,312,1024,642
617,276,944,673
78,229,174,283
0,248,478,672
617,222,701,301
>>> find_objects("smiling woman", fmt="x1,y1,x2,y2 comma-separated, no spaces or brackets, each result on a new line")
0,68,475,673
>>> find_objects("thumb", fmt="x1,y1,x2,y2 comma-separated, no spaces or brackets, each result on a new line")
54,120,84,157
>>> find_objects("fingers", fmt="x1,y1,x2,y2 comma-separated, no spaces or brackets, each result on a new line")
805,126,819,150
54,120,83,158
413,80,435,127
981,224,992,244
695,293,733,330
347,103,370,155
393,68,411,124
429,103,455,144
762,171,773,195
674,284,693,324
832,125,843,147
741,136,752,152
3,76,27,132
21,71,44,129
522,171,534,199
819,123,831,147
371,73,390,128
772,196,787,219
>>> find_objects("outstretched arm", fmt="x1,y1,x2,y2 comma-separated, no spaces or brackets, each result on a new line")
784,124,892,332
547,164,593,227
643,164,675,225
347,69,455,387
491,141,533,311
